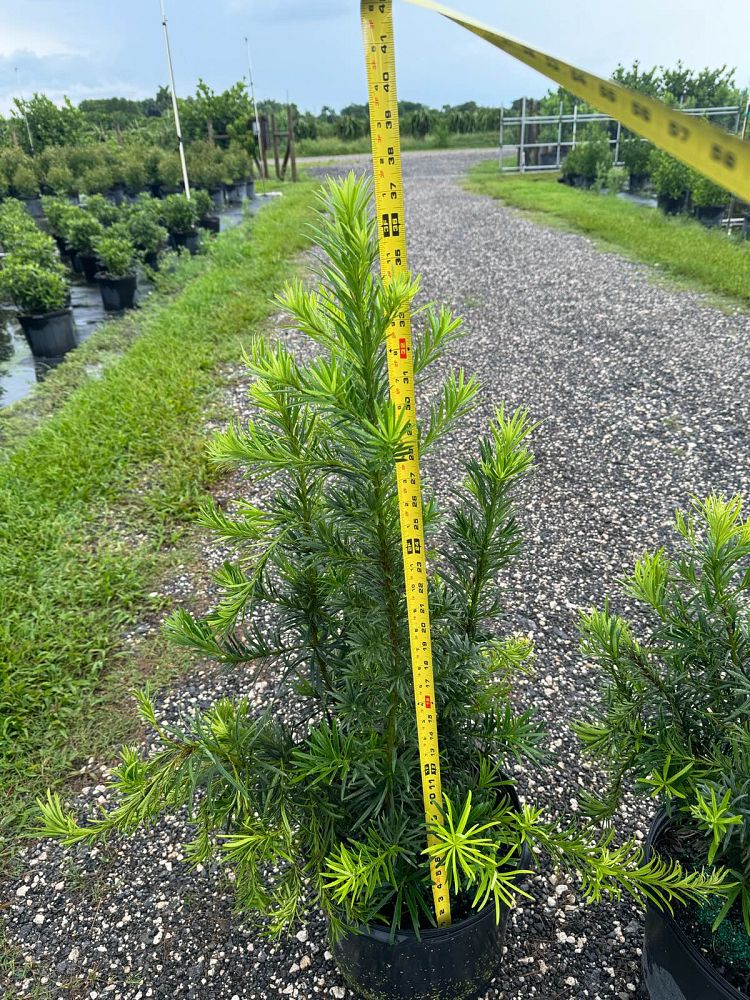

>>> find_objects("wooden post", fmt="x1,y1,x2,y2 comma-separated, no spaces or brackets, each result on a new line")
286,104,297,182
271,113,281,179
555,101,563,167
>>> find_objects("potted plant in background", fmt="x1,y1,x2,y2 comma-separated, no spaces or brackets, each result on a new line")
80,162,116,202
576,495,750,1000
650,149,691,214
93,233,138,311
11,162,43,219
0,257,76,357
160,193,200,254
223,143,253,203
127,209,168,271
66,212,105,282
121,151,147,203
188,140,225,208
41,197,76,258
689,173,730,229
157,151,183,198
621,137,652,191
38,176,728,1000
191,187,220,233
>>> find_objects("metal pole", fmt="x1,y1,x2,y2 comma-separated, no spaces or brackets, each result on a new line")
499,108,504,171
614,119,621,163
14,67,34,154
555,100,563,167
519,96,526,173
245,35,267,186
160,0,190,199
572,103,578,147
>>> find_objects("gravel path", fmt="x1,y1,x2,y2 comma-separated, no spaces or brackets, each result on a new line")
4,150,750,1000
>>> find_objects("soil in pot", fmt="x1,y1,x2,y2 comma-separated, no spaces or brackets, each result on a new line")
96,273,137,312
332,783,530,1000
79,253,99,283
642,810,749,1000
18,308,78,358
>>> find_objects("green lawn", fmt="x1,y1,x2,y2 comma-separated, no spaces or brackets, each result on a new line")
0,182,318,855
466,162,750,306
297,131,499,158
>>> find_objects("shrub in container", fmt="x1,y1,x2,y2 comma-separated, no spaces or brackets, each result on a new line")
561,130,611,188
66,212,105,281
0,257,76,357
650,149,691,214
157,151,183,196
621,138,652,190
80,163,115,199
121,152,147,199
127,210,168,270
188,141,225,207
81,193,122,227
191,187,220,233
41,196,77,256
160,193,199,254
223,143,253,202
689,173,730,228
38,177,729,1000
576,495,750,1000
94,233,137,311
11,163,42,217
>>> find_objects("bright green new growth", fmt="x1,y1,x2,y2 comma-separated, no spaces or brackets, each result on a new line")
95,234,136,278
577,495,750,939
39,175,731,940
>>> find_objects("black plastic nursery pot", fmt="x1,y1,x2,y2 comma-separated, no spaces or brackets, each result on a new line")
172,229,200,255
79,253,99,283
333,784,528,1000
142,250,161,271
742,214,750,240
629,172,649,190
19,307,78,358
226,181,248,204
642,810,747,1000
657,192,688,215
200,214,221,234
96,273,137,312
695,205,726,228
209,187,225,210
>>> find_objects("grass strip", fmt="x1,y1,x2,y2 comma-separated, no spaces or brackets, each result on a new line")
466,162,750,306
0,181,317,853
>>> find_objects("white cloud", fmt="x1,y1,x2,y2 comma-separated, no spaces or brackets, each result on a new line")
0,26,82,59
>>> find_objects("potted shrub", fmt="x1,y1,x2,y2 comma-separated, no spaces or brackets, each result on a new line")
157,150,183,197
127,210,168,270
37,177,728,1000
576,495,750,1000
188,141,225,208
223,143,253,203
650,149,691,214
121,152,147,201
690,172,730,228
80,163,116,200
66,212,105,281
560,129,611,189
41,196,76,257
81,193,122,227
621,138,652,191
191,187,220,233
0,257,76,357
11,163,43,218
160,193,200,253
94,233,138,311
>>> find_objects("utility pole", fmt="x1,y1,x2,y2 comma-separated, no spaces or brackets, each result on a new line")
160,0,190,198
245,35,267,187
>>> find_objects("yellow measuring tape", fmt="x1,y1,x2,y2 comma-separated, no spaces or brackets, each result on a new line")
407,0,750,203
360,0,451,928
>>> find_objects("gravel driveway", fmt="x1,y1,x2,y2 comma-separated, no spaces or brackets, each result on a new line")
4,149,750,1000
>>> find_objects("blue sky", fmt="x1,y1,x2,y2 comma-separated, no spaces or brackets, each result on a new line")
0,0,747,114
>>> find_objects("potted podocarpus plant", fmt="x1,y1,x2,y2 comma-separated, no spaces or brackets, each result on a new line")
191,187,220,233
223,143,254,203
127,208,168,271
160,193,200,254
188,140,225,208
11,162,43,219
0,256,76,357
689,173,730,229
576,495,750,1000
650,149,691,215
621,137,652,191
94,233,138,311
37,176,729,1000
66,212,105,282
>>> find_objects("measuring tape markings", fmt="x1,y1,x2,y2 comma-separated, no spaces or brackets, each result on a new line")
406,0,750,204
360,0,451,928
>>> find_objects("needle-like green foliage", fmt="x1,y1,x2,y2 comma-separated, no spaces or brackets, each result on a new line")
577,495,750,941
37,176,732,941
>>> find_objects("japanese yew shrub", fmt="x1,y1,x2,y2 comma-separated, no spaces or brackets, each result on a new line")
577,495,750,954
39,176,729,940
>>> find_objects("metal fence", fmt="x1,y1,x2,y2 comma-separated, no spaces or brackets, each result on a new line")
499,98,745,172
